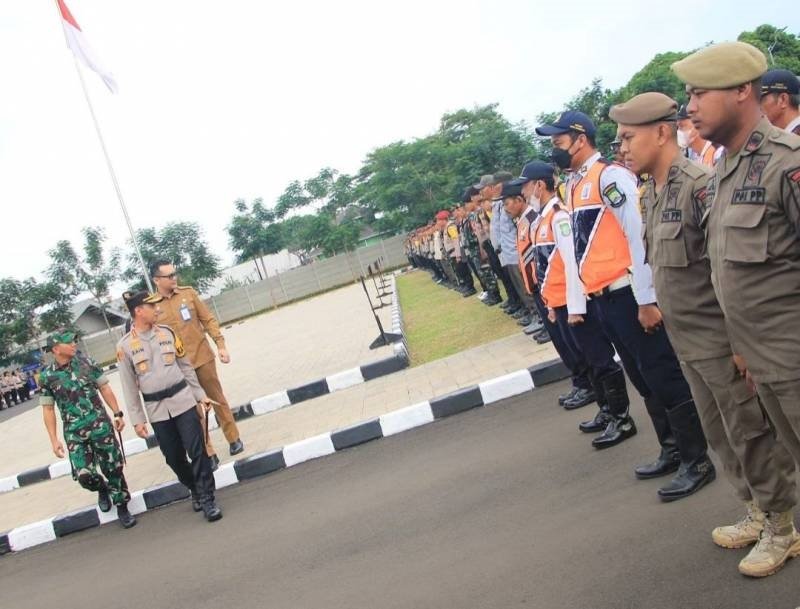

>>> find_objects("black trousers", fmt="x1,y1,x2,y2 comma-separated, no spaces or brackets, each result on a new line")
588,286,691,408
152,407,216,499
454,259,474,290
532,299,592,391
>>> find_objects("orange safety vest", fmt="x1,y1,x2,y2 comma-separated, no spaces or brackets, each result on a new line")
516,207,538,295
533,202,567,308
700,142,716,167
568,159,632,294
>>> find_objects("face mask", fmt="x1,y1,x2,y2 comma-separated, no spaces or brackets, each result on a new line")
551,147,572,170
528,183,542,212
677,129,689,149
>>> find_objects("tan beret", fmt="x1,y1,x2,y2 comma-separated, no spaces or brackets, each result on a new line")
609,92,678,125
671,41,767,89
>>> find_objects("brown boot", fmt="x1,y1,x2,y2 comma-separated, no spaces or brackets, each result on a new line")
712,502,764,549
738,510,800,577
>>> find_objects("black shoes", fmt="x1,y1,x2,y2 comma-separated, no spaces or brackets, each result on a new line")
656,399,716,502
229,439,245,456
533,329,552,344
559,387,580,405
592,415,638,449
657,458,716,502
635,448,680,479
117,503,137,529
97,484,112,513
563,388,596,410
579,409,613,433
210,454,220,471
461,288,477,297
191,491,204,512
202,498,223,522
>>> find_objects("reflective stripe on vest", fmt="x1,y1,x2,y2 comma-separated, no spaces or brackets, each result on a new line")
533,204,567,308
516,208,537,294
568,159,631,294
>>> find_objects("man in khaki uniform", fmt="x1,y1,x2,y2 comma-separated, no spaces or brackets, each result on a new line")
117,290,222,521
150,260,244,461
673,41,800,578
610,91,797,578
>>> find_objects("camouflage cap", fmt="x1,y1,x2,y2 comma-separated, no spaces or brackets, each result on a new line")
609,92,678,125
671,41,767,89
47,330,77,348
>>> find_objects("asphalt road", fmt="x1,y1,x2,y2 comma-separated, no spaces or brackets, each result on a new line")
1,380,797,609
0,395,38,423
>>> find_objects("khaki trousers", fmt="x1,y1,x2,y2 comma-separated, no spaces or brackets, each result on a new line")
195,359,240,455
681,355,796,512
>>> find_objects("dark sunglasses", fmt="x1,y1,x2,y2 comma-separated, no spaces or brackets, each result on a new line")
156,273,177,279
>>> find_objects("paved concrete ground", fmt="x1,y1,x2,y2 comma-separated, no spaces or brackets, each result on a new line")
0,280,395,477
2,380,797,609
0,332,557,532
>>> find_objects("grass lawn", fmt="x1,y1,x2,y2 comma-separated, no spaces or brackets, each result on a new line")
396,269,520,366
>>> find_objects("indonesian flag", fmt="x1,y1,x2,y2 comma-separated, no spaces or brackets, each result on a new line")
57,0,118,93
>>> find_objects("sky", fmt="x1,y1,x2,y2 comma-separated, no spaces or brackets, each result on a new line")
1,0,797,282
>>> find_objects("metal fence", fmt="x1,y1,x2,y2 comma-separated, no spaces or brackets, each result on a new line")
79,234,409,364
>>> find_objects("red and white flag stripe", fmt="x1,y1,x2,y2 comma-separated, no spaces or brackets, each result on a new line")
57,0,118,93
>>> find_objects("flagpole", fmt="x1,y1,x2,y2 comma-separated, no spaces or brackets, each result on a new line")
53,0,152,292
70,58,153,292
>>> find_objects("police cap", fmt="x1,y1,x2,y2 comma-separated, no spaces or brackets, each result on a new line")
123,290,163,315
761,69,800,96
507,160,556,187
671,41,767,89
501,181,524,199
535,110,597,138
609,92,678,125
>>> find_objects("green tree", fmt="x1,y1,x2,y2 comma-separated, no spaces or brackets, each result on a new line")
123,222,221,293
46,227,121,335
738,24,800,73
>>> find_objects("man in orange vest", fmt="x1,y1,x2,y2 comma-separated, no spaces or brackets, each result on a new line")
536,111,715,501
503,162,595,409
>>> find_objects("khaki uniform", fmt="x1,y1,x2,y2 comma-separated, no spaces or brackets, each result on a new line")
116,325,206,426
155,286,240,449
706,117,800,463
645,153,795,511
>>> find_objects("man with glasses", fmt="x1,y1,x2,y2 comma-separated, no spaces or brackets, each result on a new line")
150,260,244,464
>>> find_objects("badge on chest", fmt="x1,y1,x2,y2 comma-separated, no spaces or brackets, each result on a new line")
180,302,192,321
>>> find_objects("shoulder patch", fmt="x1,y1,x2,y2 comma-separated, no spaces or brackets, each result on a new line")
557,221,571,237
602,182,626,208
787,167,800,183
745,131,765,152
667,166,681,181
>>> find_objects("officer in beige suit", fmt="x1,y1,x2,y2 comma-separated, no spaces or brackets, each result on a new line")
117,290,222,522
610,91,797,578
150,260,244,465
673,41,800,578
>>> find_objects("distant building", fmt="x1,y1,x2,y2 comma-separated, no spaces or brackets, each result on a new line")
204,249,303,296
70,297,128,335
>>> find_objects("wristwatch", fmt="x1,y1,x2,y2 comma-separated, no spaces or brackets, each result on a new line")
113,411,124,418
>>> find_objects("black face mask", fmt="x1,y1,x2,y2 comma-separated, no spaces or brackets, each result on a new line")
551,147,572,170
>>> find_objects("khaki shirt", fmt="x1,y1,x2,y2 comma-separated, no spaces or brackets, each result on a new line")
706,117,800,382
643,153,730,361
116,325,205,426
443,221,461,257
155,286,225,369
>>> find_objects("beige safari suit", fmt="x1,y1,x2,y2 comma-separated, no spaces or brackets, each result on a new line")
155,286,241,451
706,117,800,465
645,153,795,511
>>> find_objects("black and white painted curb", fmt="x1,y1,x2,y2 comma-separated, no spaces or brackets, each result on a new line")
0,357,570,555
0,275,408,496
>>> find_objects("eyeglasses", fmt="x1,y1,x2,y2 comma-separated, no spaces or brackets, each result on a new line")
156,273,177,279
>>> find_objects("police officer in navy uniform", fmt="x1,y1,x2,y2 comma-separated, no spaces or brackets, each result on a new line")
536,111,716,501
760,69,800,135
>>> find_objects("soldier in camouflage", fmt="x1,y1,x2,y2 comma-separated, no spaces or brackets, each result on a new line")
462,186,501,305
39,330,136,529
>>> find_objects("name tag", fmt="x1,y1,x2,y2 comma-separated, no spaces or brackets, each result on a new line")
180,304,192,321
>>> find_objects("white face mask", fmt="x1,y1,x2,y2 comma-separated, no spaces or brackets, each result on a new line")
528,186,542,213
677,129,689,149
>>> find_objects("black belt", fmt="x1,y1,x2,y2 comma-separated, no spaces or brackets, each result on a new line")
142,379,187,403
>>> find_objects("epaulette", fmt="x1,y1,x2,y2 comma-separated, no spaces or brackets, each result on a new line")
681,158,711,180
768,127,800,151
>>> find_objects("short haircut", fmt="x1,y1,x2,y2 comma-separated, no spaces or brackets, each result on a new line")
570,130,596,147
540,176,556,192
750,77,763,101
149,259,172,278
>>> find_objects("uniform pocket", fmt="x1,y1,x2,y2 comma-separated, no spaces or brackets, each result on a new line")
132,351,151,377
726,376,770,441
653,221,688,268
722,204,767,263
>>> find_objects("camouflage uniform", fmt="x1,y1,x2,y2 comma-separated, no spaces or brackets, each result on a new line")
39,353,130,506
465,209,499,295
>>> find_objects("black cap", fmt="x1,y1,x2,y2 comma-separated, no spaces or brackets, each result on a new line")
506,161,556,188
677,104,690,120
761,69,800,95
122,290,163,315
501,181,525,199
461,185,478,202
535,110,596,137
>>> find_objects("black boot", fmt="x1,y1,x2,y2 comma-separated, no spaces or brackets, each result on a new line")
191,490,203,512
635,395,680,479
202,496,223,522
657,400,716,502
558,387,580,406
97,482,112,513
563,387,596,410
591,369,637,449
579,377,610,432
117,503,137,529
